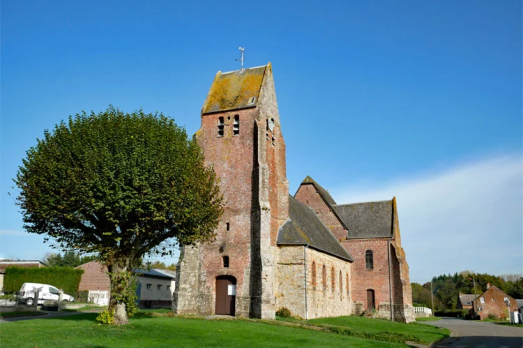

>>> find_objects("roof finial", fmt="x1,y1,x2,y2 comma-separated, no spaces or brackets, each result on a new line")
236,47,245,73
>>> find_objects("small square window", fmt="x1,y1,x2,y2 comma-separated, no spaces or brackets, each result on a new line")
146,284,152,290
167,285,171,290
157,284,162,290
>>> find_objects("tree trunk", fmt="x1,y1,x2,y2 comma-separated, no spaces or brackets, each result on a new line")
108,261,131,325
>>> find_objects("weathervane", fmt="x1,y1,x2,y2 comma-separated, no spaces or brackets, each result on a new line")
236,47,245,72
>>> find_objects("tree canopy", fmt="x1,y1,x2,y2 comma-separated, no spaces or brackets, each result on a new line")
15,107,223,324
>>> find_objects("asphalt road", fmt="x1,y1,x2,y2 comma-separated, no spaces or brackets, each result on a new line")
425,317,523,348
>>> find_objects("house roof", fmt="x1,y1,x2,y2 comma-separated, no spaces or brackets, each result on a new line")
516,299,523,308
459,294,478,306
201,65,267,114
135,268,176,280
333,200,394,239
277,195,353,262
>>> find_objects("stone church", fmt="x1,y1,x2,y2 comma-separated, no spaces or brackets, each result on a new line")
174,63,414,322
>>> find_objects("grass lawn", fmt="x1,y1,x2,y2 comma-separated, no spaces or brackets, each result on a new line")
416,316,442,322
0,313,414,348
309,316,449,345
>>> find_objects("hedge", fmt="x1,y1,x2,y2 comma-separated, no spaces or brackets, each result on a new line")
434,309,469,318
3,266,84,294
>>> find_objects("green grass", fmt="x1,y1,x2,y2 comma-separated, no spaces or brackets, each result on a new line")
309,316,449,344
1,313,421,348
415,316,442,322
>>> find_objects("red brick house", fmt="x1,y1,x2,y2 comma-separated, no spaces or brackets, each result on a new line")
472,284,518,320
295,177,413,322
76,261,110,292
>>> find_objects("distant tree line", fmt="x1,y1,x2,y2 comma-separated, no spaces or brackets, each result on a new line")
43,251,98,268
412,271,523,310
43,251,177,271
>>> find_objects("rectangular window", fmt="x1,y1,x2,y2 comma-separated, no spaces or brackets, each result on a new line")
146,284,152,290
218,117,224,137
233,115,239,135
480,297,485,304
157,284,162,290
167,285,171,291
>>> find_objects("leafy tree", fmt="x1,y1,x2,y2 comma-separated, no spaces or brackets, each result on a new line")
144,260,176,271
411,282,433,309
14,107,223,325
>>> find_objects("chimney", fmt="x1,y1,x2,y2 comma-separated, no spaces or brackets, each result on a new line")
486,282,491,289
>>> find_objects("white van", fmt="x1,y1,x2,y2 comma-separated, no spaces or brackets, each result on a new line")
19,283,75,305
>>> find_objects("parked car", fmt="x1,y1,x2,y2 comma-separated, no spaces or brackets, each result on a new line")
19,283,75,305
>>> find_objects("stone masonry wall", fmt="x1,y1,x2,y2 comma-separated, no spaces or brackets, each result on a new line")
276,246,352,319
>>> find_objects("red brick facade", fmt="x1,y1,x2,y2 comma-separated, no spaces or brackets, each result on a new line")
472,285,518,320
76,261,110,291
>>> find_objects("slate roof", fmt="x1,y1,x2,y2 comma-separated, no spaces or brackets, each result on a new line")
135,268,176,280
516,299,523,308
333,200,394,239
277,195,353,262
202,66,266,114
459,294,478,306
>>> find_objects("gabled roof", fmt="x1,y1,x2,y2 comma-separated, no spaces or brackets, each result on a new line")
277,195,353,262
202,65,267,114
299,176,349,231
301,176,337,205
334,200,394,239
459,294,478,306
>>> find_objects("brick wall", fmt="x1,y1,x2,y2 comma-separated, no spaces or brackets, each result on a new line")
294,184,347,240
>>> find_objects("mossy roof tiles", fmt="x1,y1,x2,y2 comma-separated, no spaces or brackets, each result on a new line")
278,195,353,262
333,200,394,239
202,66,266,114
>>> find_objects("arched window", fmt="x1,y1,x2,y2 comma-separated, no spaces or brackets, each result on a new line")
223,256,229,268
339,270,343,298
322,265,326,291
311,262,316,289
346,273,350,296
365,250,373,269
331,267,335,293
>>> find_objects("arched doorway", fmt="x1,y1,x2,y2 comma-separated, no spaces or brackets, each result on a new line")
215,275,236,315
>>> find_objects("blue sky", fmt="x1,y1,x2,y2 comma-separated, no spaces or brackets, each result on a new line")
1,0,521,283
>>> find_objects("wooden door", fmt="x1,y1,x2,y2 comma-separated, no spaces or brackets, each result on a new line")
367,289,375,310
215,276,236,315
